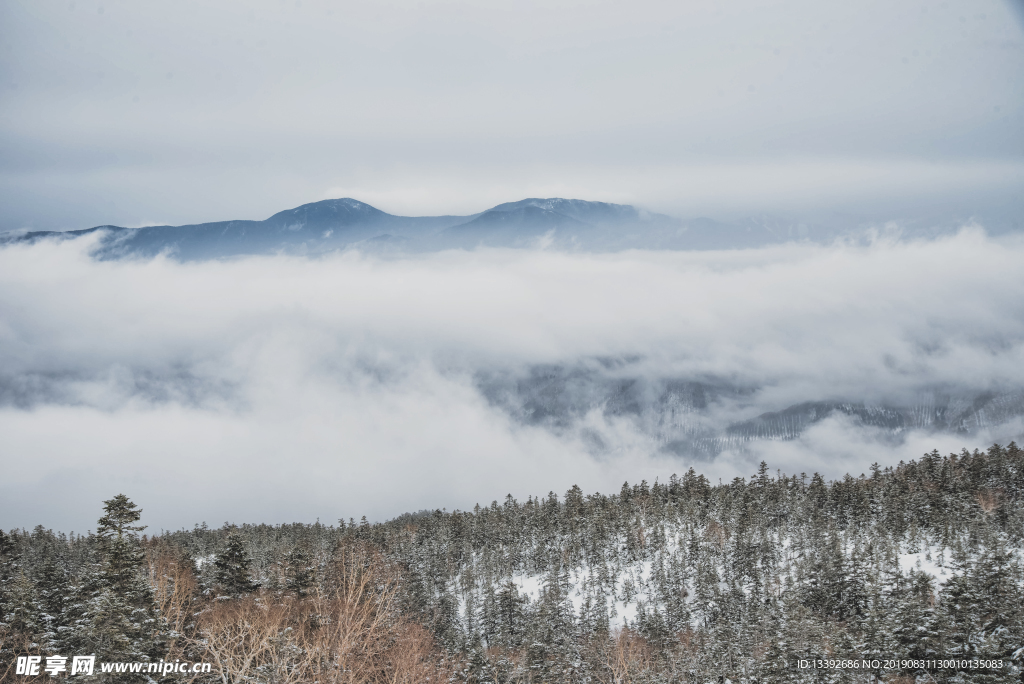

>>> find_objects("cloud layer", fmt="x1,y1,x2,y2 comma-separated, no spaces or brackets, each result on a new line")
2,0,1022,229
2,229,1023,531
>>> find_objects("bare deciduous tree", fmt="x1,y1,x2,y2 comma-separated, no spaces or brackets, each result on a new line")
156,541,453,684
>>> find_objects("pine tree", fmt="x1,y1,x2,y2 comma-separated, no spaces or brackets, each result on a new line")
969,542,1024,683
888,569,940,660
62,495,165,677
758,626,793,684
492,581,527,648
940,569,979,659
284,545,315,597
214,533,258,596
0,529,22,640
34,554,71,653
465,635,494,684
2,571,43,654
528,563,576,682
430,592,462,650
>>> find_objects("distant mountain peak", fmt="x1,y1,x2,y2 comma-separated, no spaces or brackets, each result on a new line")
264,198,390,229
456,205,586,228
491,197,622,210
485,198,643,224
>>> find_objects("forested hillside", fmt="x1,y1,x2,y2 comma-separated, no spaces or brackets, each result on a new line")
2,444,1023,683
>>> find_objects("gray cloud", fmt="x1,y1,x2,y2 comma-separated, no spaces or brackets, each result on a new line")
1,229,1022,531
1,0,1023,230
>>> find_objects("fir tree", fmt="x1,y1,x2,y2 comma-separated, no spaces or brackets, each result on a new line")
2,571,43,653
0,529,22,637
888,569,941,660
284,545,315,597
34,554,71,653
214,533,259,596
63,495,165,678
492,581,527,648
969,541,1024,682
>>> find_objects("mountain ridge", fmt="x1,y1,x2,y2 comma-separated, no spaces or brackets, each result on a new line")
1,197,679,258
3,196,1008,258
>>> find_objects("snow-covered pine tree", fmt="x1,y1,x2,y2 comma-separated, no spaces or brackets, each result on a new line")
494,581,527,649
0,529,25,650
887,569,941,661
1,570,43,658
34,553,72,653
213,532,259,596
61,495,166,679
968,539,1024,683
284,544,314,597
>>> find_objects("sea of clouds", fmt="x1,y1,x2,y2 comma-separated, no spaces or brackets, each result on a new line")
2,227,1023,531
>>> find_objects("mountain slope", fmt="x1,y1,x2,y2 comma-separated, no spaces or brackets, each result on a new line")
484,198,647,224
477,362,1024,458
1,199,462,259
1,197,671,258
4,196,1008,258
441,205,589,247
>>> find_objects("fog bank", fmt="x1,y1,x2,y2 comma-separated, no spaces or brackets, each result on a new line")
1,229,1022,530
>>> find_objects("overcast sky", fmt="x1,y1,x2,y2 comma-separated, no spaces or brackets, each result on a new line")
1,0,1023,231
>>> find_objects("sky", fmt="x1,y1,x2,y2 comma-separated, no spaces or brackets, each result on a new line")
1,0,1023,230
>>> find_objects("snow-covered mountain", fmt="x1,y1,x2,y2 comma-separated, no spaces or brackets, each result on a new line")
2,197,667,258
8,196,1009,259
2,198,461,259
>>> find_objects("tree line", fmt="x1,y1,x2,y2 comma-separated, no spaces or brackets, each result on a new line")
2,443,1023,682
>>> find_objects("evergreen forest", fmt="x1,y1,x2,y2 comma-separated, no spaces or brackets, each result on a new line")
2,444,1023,683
